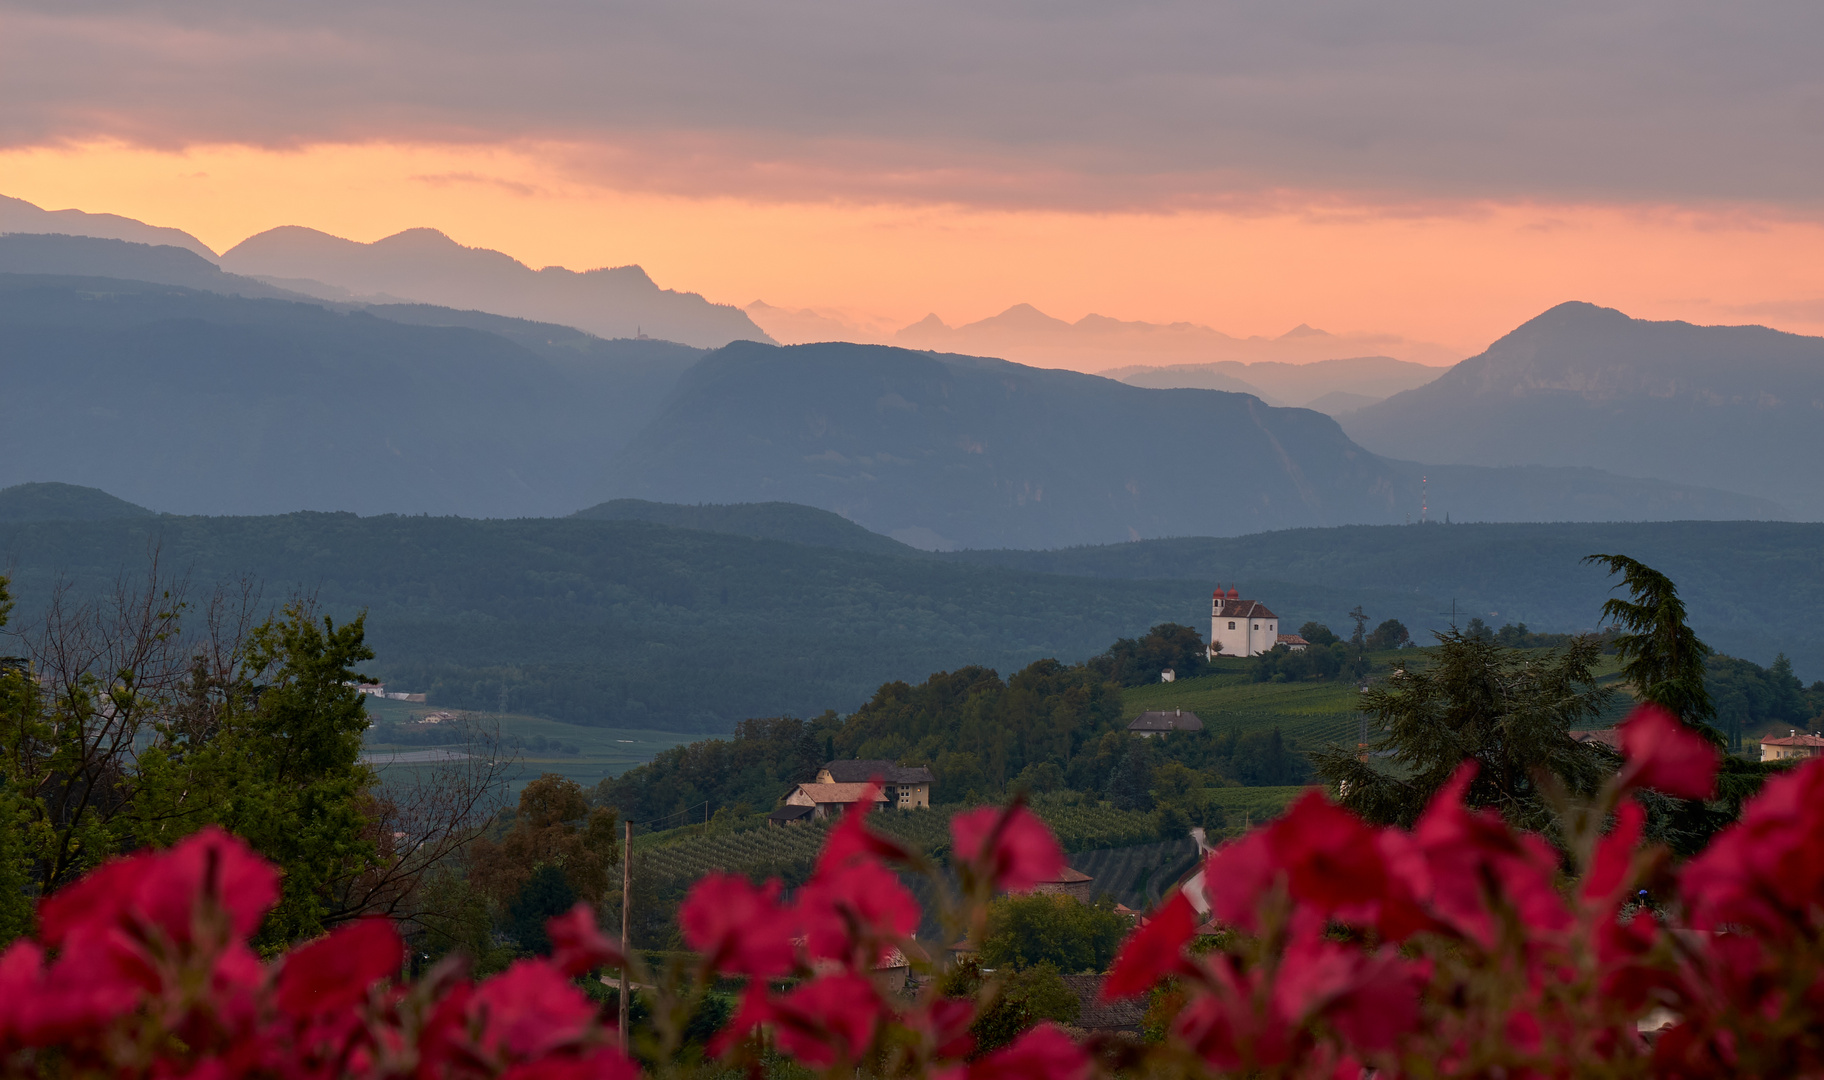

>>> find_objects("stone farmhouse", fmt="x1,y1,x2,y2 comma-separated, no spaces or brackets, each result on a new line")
771,759,937,823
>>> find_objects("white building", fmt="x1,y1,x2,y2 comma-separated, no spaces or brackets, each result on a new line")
1207,588,1279,658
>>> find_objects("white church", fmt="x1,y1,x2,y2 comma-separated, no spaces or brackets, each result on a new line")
1206,587,1297,658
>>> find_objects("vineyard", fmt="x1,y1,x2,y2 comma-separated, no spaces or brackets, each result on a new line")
635,796,1168,897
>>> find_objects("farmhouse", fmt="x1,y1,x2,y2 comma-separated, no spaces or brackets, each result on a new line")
782,782,889,820
1206,588,1280,658
816,759,935,809
1128,708,1204,737
1761,732,1824,763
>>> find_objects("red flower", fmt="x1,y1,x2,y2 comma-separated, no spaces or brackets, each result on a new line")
1264,793,1437,942
275,917,402,1018
763,973,884,1067
818,785,912,872
1103,890,1198,999
547,903,626,977
1581,800,1647,907
1199,829,1278,932
1413,764,1569,945
469,960,600,1060
38,827,277,948
909,996,977,1059
1618,704,1718,800
1681,757,1824,935
950,804,1065,892
966,1023,1089,1080
680,873,796,976
797,858,919,962
501,1049,641,1080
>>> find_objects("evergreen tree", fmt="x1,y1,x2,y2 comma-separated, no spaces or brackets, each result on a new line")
1584,553,1719,744
1312,631,1613,831
507,863,577,955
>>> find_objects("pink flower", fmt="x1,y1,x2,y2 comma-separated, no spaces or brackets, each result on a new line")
275,917,402,1018
680,873,797,976
763,973,884,1067
1200,829,1278,932
1681,757,1824,935
966,1023,1089,1080
469,960,600,1060
1618,704,1718,800
817,785,912,872
547,903,625,977
38,827,277,948
501,1049,641,1080
1581,800,1647,907
797,858,920,962
1264,793,1437,942
1103,890,1198,999
1412,764,1569,946
950,804,1065,892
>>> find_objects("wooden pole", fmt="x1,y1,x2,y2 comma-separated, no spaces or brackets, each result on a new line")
620,818,631,1052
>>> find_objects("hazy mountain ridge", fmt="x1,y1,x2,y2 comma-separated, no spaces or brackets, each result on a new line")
221,226,772,349
592,340,1779,550
1,195,217,258
0,234,320,302
745,300,1465,372
1110,355,1445,412
572,498,921,556
0,276,703,517
0,482,154,522
1342,301,1824,518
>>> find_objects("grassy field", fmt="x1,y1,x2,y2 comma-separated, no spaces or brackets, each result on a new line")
1122,649,1635,753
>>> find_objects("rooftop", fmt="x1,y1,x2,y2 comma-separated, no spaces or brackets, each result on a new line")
822,759,936,784
1128,709,1204,732
1762,734,1824,748
796,782,892,804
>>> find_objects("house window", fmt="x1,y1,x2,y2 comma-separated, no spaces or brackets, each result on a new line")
1228,621,1236,630
1253,623,1259,629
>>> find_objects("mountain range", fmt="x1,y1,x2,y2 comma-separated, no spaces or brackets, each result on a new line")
0,194,769,349
1108,355,1444,414
745,299,1465,372
1341,302,1824,518
592,340,1778,549
219,226,771,348
0,271,703,516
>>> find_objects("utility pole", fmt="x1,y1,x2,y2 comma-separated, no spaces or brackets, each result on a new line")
620,819,631,1052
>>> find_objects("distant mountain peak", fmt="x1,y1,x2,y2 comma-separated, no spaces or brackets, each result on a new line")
1279,323,1333,339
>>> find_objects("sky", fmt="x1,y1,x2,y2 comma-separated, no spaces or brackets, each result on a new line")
4,0,1824,355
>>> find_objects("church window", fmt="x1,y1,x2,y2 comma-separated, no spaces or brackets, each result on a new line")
1228,621,1236,630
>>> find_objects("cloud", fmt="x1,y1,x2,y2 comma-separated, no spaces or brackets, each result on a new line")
4,0,1824,212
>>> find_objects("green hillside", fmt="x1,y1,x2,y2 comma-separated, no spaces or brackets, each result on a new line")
572,498,918,556
0,481,154,522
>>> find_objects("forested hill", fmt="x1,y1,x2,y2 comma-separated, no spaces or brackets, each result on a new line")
0,512,1217,730
945,519,1824,679
3,509,1822,734
571,499,920,556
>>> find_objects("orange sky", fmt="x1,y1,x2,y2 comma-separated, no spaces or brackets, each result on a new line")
8,138,1824,358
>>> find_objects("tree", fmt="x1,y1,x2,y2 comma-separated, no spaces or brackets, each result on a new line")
1584,553,1719,743
1365,619,1410,651
469,773,620,912
1312,631,1614,831
1297,622,1340,647
938,958,1080,1054
1086,624,1207,686
1107,739,1154,811
506,863,576,954
979,892,1127,974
